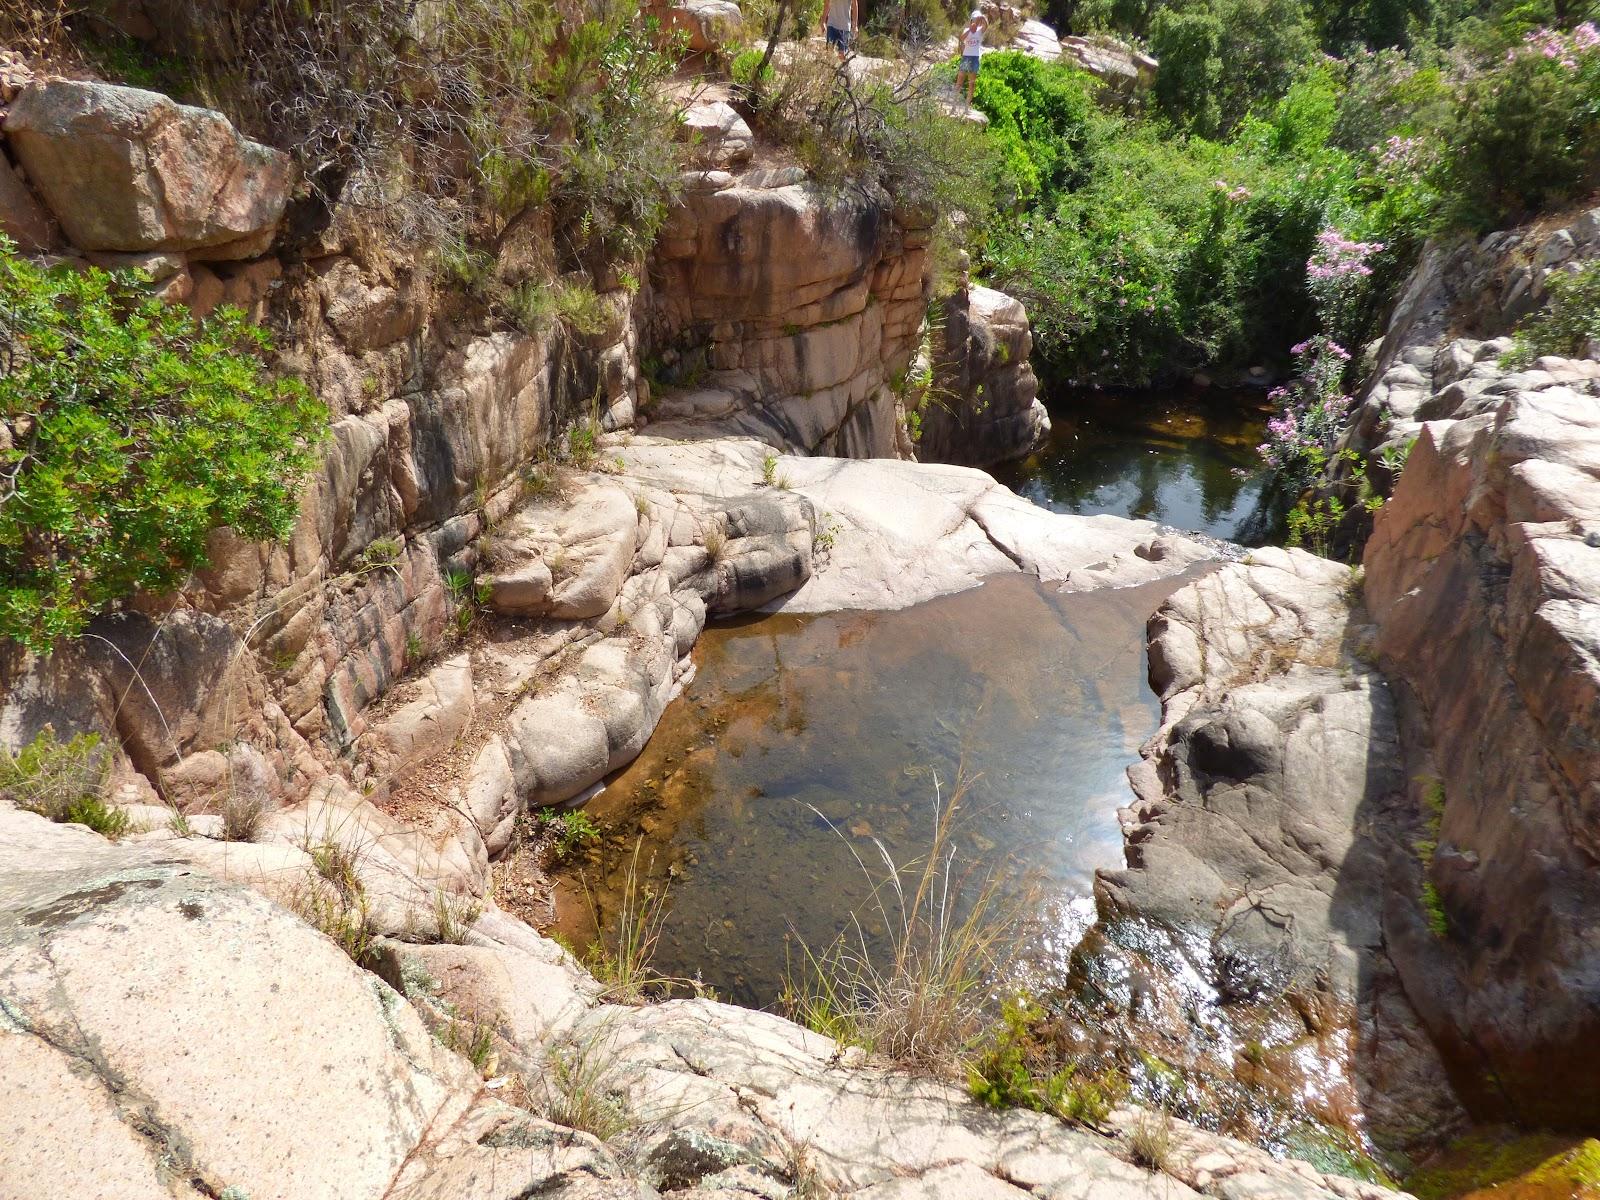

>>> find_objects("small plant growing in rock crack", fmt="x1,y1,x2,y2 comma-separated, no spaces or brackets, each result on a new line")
167,809,194,838
538,807,601,860
633,491,652,518
307,839,363,902
404,631,425,662
439,1013,499,1077
522,464,558,501
1126,1109,1176,1173
536,1023,636,1141
355,536,404,575
433,888,483,944
1379,437,1416,478
290,876,376,966
0,727,125,838
702,521,729,564
562,421,601,470
761,452,780,486
1415,776,1450,938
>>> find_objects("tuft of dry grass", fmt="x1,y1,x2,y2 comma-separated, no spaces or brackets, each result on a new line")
433,888,483,944
782,776,1034,1075
702,519,728,564
220,790,269,842
1127,1109,1176,1173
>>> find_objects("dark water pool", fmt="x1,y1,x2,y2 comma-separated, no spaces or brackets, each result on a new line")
552,571,1198,1008
993,387,1277,544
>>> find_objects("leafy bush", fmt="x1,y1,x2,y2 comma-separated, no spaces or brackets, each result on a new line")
0,247,325,652
0,727,123,837
1150,0,1317,138
1435,28,1600,227
1505,260,1600,364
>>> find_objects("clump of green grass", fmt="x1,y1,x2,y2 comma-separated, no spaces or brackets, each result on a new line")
0,727,122,836
538,1024,636,1141
290,877,376,966
439,1013,499,1077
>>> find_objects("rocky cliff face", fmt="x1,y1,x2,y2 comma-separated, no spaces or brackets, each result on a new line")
1090,208,1600,1158
1361,344,1600,1127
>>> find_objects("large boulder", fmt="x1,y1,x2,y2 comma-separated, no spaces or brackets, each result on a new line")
0,826,477,1200
648,0,742,52
1089,548,1465,1152
5,80,291,258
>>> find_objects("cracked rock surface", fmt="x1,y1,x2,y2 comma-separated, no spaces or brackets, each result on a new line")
0,775,1404,1199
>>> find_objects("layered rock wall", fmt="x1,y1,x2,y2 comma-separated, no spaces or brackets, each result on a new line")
645,165,931,457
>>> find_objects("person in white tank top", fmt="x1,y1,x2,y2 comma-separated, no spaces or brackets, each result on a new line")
823,0,860,58
956,10,987,107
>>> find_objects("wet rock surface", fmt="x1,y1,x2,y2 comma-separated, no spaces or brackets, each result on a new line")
1067,549,1463,1158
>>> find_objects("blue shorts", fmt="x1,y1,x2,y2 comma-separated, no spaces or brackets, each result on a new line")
826,24,851,50
960,53,981,72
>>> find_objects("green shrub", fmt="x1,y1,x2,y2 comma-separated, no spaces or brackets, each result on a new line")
1436,37,1600,228
1505,260,1600,366
0,727,125,837
0,247,326,653
1150,0,1317,138
538,806,601,858
968,995,1125,1125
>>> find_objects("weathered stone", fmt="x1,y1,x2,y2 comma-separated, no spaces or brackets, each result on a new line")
649,0,742,51
680,100,753,170
6,81,291,258
0,159,56,251
0,846,476,1200
918,284,1049,467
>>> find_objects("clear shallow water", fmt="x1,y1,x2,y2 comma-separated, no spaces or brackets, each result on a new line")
994,387,1278,544
552,571,1198,1008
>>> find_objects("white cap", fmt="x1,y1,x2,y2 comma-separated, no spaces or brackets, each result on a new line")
969,8,984,17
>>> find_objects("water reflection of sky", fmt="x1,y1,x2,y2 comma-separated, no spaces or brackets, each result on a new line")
554,571,1199,1009
994,388,1278,544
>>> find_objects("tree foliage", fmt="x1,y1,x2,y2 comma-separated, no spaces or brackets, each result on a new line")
0,247,326,652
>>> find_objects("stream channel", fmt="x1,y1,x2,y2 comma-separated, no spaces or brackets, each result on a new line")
550,387,1276,1004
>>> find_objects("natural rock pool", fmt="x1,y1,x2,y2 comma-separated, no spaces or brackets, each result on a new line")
552,388,1274,1007
995,386,1277,543
551,570,1198,1006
